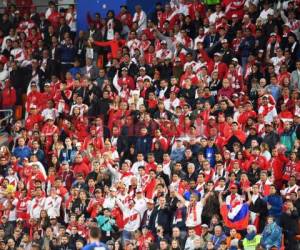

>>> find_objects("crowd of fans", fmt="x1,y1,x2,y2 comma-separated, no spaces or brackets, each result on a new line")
0,0,300,249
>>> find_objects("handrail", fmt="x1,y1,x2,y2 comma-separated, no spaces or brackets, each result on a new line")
0,109,13,132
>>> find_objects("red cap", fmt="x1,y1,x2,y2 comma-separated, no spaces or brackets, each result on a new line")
230,184,238,189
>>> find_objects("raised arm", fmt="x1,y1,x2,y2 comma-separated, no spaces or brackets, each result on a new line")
201,191,212,206
174,191,187,204
92,40,113,48
112,70,121,93
246,189,252,205
116,197,125,212
218,191,225,205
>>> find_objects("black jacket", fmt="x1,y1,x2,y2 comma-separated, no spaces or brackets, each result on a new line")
263,131,280,150
149,206,172,234
281,209,299,235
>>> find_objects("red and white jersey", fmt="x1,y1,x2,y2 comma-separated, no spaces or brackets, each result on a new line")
16,197,29,220
70,103,88,116
3,198,18,222
65,11,77,31
134,197,147,218
10,48,25,62
194,35,205,49
120,171,134,187
256,179,273,196
195,183,205,197
54,89,72,113
285,19,300,38
184,61,197,71
258,104,278,124
126,39,141,56
139,40,151,52
18,20,36,35
44,195,62,218
162,160,171,178
138,174,150,189
164,98,180,113
232,37,242,54
29,196,46,219
270,56,286,74
209,11,225,24
41,124,59,137
103,196,117,210
184,200,204,227
6,175,18,187
156,49,173,60
117,199,141,232
225,193,242,207
280,184,299,196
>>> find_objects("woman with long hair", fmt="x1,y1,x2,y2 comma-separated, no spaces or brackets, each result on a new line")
39,209,50,231
71,190,90,218
260,142,271,161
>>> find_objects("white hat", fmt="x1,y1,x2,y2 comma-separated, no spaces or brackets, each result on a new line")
45,115,54,121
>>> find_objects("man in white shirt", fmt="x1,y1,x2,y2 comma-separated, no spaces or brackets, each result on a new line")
280,176,299,198
259,2,274,22
103,187,117,210
44,187,62,218
156,41,173,60
184,227,201,250
164,91,180,113
175,191,211,235
126,31,141,57
134,188,147,218
1,28,16,52
70,95,88,116
42,99,59,121
131,153,146,175
29,187,46,219
117,198,141,245
258,95,278,123
133,5,147,33
209,4,224,24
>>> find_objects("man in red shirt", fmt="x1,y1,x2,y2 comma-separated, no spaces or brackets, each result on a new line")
72,154,90,178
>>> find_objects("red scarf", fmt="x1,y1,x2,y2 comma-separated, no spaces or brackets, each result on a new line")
188,202,197,222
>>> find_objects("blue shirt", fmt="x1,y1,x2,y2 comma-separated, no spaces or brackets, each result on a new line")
266,84,281,102
13,146,31,161
82,242,109,250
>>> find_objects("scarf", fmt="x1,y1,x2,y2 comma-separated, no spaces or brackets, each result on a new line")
188,202,197,222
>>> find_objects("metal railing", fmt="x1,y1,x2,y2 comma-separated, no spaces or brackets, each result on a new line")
0,109,13,132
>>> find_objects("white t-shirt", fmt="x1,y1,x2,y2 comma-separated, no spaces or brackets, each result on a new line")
4,198,18,221
185,200,204,227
